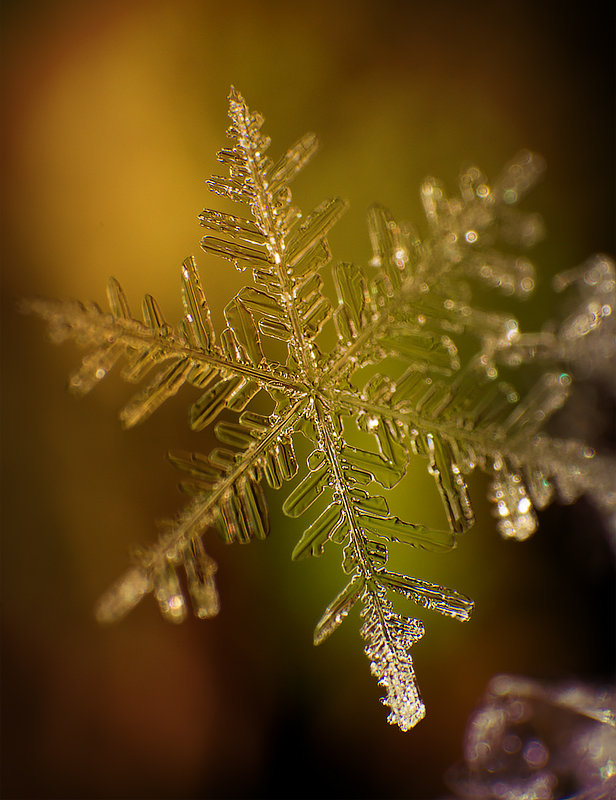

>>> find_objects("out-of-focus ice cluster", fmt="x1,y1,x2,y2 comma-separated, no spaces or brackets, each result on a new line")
446,675,616,800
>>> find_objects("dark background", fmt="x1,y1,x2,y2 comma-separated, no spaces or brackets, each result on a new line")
1,1,614,798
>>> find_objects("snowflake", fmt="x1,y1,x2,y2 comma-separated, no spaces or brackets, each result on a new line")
27,88,616,730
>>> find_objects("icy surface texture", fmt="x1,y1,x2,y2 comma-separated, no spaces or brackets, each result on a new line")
446,674,616,800
27,89,616,731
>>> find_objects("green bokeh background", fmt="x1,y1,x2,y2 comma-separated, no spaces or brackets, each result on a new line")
1,1,614,798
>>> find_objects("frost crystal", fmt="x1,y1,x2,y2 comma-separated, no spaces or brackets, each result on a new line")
446,675,616,799
27,89,616,730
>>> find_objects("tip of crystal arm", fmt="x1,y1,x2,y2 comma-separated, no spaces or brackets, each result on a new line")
94,567,152,624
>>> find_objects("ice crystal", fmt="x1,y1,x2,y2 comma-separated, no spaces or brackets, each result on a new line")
446,674,616,799
27,89,616,731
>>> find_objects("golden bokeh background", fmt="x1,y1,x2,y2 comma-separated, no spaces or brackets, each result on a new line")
2,1,614,798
